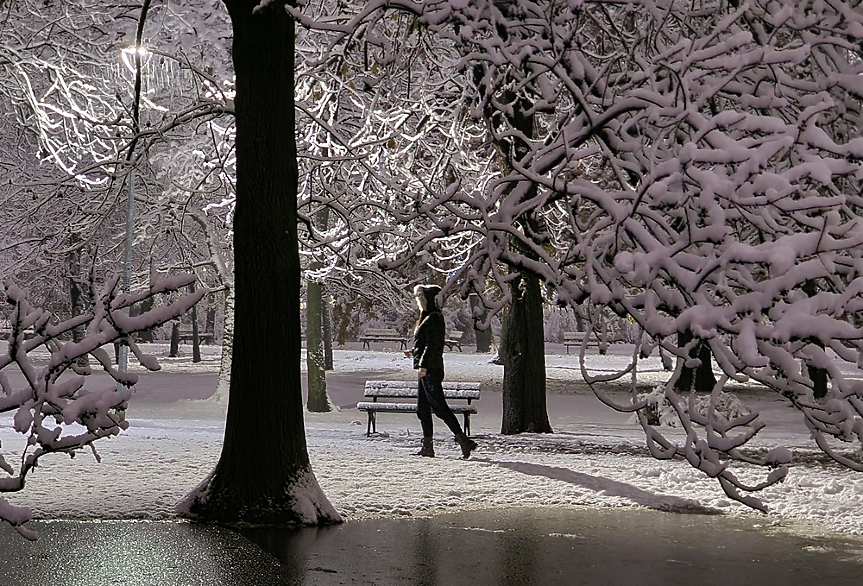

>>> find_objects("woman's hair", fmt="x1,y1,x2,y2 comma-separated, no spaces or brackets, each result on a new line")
414,285,442,312
414,285,442,331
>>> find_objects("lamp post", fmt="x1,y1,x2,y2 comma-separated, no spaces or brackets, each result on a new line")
117,168,135,377
117,45,148,383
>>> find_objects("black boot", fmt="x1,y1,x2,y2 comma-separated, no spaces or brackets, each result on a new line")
455,433,477,459
416,437,435,457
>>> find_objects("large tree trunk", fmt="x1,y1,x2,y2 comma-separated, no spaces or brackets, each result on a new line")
500,270,552,434
181,0,339,526
495,90,551,434
674,330,717,393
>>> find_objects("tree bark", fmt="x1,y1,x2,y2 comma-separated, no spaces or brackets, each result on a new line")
211,287,234,406
181,0,338,525
500,270,552,434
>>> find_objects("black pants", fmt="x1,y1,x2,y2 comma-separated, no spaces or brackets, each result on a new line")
417,369,463,438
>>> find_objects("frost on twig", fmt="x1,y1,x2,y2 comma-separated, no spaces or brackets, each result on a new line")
0,274,203,539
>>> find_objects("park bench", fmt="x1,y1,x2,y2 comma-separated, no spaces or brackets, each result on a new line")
444,330,465,352
359,328,408,350
177,327,215,345
356,380,481,437
563,331,599,354
0,328,36,341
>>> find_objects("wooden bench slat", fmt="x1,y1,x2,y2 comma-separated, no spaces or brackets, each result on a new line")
364,388,481,400
357,402,477,414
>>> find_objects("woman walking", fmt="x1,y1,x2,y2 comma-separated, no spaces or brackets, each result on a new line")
405,285,478,459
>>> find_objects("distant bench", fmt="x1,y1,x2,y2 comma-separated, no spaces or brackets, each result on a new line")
178,327,215,345
356,380,481,437
563,331,599,354
359,328,407,350
0,328,36,341
445,330,465,352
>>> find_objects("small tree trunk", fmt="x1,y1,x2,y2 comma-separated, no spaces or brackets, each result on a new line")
190,283,202,363
305,276,331,412
169,322,180,358
598,314,609,355
206,295,217,343
68,234,89,369
501,270,552,434
470,293,492,353
137,296,155,342
802,281,828,399
322,289,334,371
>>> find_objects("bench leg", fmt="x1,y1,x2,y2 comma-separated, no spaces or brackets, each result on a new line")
362,341,370,350
463,413,471,438
366,411,377,436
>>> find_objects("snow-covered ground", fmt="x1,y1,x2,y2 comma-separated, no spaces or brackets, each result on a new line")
4,343,863,540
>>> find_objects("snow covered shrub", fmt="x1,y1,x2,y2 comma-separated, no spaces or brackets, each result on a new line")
636,386,750,428
0,274,203,539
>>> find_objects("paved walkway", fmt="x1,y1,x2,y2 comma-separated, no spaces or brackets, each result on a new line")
3,507,863,585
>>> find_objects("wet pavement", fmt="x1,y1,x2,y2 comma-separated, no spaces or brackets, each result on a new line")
3,506,863,585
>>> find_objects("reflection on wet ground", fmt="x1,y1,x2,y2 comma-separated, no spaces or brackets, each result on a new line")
4,507,863,585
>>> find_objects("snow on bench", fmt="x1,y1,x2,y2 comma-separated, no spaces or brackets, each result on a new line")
356,380,481,437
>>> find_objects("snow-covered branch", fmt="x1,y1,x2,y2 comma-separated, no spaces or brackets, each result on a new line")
0,274,203,539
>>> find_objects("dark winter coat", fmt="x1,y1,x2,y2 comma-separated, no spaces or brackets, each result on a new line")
412,310,445,373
